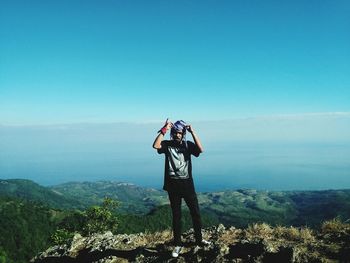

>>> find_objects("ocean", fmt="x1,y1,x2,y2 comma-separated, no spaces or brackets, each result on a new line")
1,138,349,192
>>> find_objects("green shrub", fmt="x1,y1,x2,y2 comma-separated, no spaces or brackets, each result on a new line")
0,247,10,263
52,197,120,243
51,229,74,245
82,197,119,235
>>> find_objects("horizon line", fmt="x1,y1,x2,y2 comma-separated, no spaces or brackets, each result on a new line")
1,111,350,127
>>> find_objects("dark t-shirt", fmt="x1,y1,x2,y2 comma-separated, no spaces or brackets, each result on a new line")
157,140,200,192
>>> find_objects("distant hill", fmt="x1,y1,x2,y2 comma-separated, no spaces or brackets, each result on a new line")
2,179,350,263
50,181,350,227
198,189,350,228
49,181,168,214
0,179,168,214
2,179,350,226
0,179,85,209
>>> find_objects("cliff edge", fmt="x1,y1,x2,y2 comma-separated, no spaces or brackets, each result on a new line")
32,222,350,263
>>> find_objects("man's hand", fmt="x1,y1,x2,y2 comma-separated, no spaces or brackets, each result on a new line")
153,119,173,149
164,119,173,131
186,124,194,134
159,118,173,135
187,124,204,153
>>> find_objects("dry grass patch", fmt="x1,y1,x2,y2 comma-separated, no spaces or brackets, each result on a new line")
218,227,242,244
321,218,350,235
143,229,173,245
299,227,315,243
245,223,273,240
273,226,315,243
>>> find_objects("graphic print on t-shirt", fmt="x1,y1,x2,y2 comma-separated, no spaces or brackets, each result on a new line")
168,146,189,179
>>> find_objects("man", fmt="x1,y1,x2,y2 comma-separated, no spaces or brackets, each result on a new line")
152,119,210,258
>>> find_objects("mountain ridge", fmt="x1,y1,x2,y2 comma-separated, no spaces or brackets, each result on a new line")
2,179,350,227
2,179,350,263
0,179,86,209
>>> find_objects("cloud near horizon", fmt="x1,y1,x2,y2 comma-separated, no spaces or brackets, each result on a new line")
1,112,349,188
1,112,350,144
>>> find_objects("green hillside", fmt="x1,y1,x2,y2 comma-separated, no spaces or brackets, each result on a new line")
0,179,168,214
198,189,350,228
288,189,350,226
0,197,217,262
50,181,350,227
2,179,350,228
0,196,61,263
198,189,297,227
2,179,350,262
50,181,168,214
0,179,85,209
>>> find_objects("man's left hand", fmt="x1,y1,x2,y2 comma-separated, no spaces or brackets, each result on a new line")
186,125,194,133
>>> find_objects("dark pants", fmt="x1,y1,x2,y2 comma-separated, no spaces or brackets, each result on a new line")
168,190,202,245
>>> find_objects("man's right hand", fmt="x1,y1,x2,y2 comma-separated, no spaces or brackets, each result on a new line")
164,118,173,130
153,119,172,149
160,118,173,135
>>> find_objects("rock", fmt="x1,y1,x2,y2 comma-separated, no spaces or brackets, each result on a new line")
31,224,350,263
217,223,226,233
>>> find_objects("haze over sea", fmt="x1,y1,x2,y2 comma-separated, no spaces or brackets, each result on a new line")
1,1,349,192
1,114,349,192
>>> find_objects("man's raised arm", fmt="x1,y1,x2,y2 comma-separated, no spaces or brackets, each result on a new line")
187,125,204,153
152,119,172,149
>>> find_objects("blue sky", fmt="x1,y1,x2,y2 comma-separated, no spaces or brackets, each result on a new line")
1,0,349,124
1,1,350,190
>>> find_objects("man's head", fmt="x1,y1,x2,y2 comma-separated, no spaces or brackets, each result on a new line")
171,120,187,143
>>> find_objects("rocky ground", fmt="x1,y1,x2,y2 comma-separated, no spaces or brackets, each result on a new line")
32,222,350,263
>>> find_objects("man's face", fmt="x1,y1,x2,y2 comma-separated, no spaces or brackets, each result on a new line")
172,131,183,142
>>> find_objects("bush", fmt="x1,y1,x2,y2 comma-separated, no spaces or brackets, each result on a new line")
51,229,74,245
0,247,10,263
82,197,119,235
52,197,120,244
